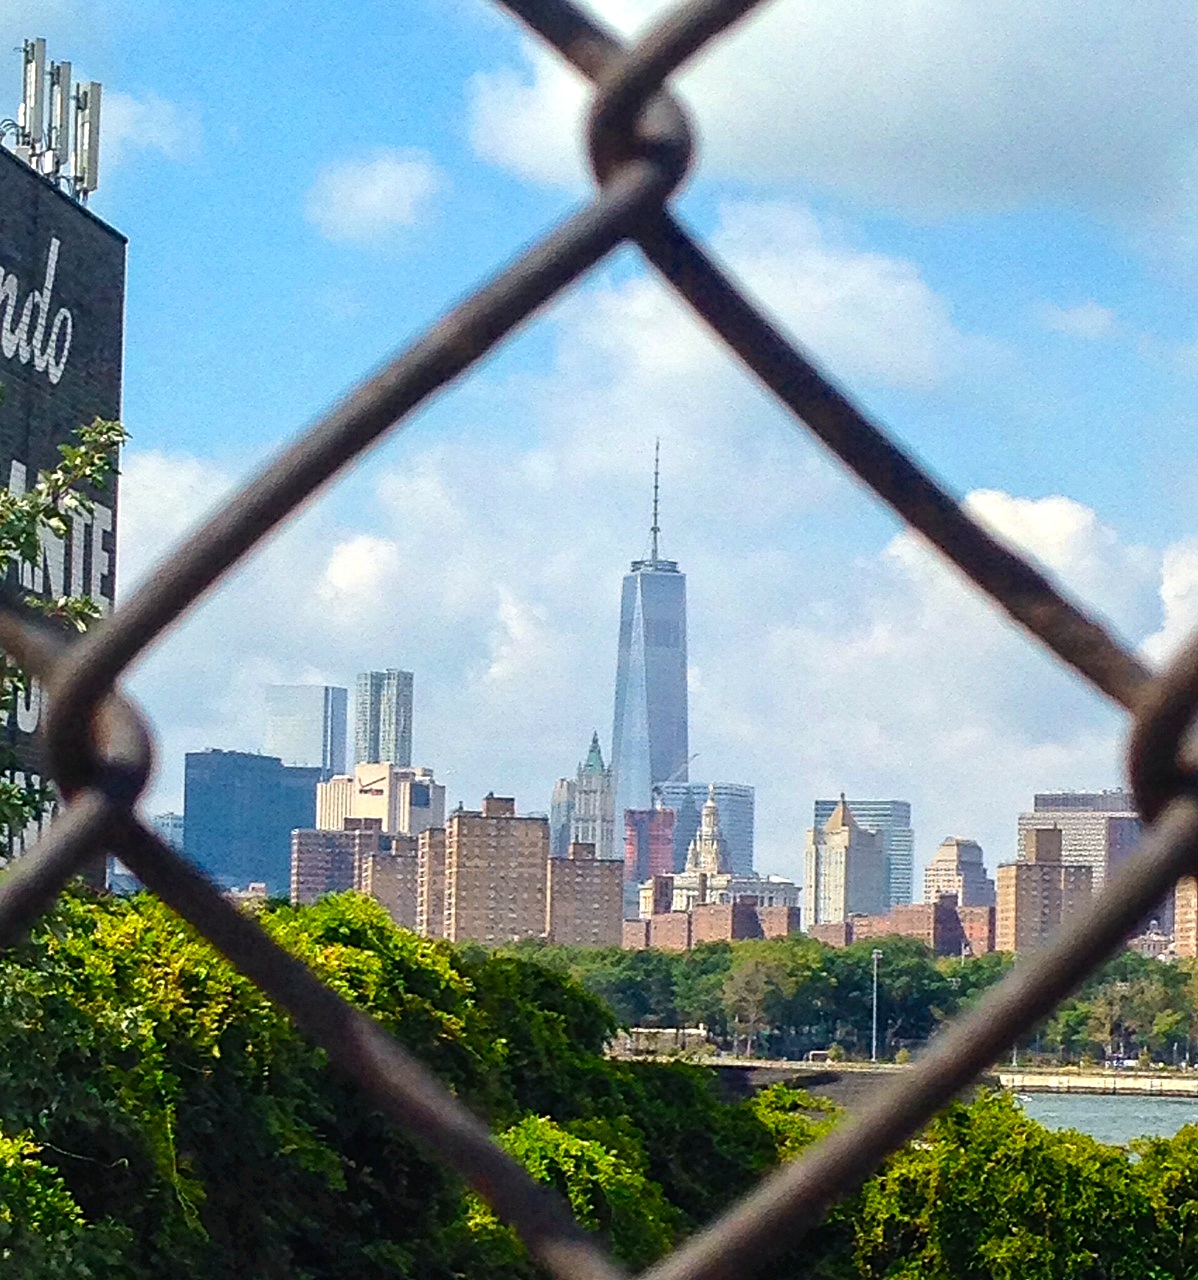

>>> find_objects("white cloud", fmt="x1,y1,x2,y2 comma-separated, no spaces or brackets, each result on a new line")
1038,301,1117,340
469,1,1198,221
304,148,443,245
104,90,200,166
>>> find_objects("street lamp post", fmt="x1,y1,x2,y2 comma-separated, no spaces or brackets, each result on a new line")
871,948,883,1063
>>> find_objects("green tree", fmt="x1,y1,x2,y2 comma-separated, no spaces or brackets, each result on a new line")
0,389,125,845
853,1091,1170,1280
461,1116,676,1272
0,1132,131,1278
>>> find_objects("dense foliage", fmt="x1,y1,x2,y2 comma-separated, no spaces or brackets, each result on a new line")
518,936,1198,1064
0,386,126,845
6,891,1198,1278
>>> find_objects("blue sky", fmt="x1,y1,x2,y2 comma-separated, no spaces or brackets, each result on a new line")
6,0,1198,886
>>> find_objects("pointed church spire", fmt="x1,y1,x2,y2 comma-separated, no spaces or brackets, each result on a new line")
650,438,661,565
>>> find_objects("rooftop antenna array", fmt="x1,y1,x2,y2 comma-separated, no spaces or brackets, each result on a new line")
1,38,102,202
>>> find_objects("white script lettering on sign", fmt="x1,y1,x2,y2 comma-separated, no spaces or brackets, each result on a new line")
0,238,73,386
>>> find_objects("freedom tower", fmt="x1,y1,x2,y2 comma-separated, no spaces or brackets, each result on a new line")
611,446,689,829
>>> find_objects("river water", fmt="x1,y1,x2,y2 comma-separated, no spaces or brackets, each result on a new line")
1018,1093,1198,1145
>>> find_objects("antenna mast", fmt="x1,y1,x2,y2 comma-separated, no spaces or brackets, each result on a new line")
650,439,661,564
4,38,102,203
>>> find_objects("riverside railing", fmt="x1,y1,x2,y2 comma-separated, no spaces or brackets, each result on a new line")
1,1,1196,1277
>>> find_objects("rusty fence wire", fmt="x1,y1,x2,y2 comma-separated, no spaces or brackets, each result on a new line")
1,0,1196,1276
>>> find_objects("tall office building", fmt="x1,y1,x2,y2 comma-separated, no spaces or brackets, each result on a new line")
1016,790,1139,891
355,669,414,766
658,782,755,875
183,750,321,895
813,798,914,907
804,797,887,926
611,447,689,830
923,837,995,907
264,685,347,780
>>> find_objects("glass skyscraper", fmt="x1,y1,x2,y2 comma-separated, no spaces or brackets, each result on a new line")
658,781,754,875
264,685,347,781
355,669,414,766
611,451,689,826
813,798,914,907
183,749,321,895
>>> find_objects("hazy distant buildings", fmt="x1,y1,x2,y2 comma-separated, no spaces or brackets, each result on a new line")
265,685,347,779
550,778,574,860
624,901,802,951
996,827,1094,953
804,797,887,925
624,806,676,885
150,811,185,851
814,798,913,906
183,750,321,895
1016,790,1139,891
611,453,689,829
355,670,413,767
316,763,444,838
658,782,754,875
923,837,995,907
550,733,616,860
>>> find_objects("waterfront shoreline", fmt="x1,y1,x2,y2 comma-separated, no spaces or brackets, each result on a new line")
999,1070,1198,1097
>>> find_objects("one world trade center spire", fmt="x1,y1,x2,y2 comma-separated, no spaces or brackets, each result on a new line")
610,443,689,833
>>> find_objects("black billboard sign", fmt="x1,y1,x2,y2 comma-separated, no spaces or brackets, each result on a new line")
0,146,125,759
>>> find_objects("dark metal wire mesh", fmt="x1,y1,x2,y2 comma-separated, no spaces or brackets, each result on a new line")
3,1,1197,1276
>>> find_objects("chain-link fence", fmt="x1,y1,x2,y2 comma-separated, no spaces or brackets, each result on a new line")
1,0,1196,1276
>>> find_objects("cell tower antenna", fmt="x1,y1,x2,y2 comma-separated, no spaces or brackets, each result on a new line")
650,439,661,564
7,40,100,203
19,38,46,153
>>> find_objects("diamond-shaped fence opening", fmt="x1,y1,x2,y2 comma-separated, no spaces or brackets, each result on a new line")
2,1,1197,1277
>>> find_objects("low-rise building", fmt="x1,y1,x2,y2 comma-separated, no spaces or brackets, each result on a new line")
804,898,995,954
290,818,418,928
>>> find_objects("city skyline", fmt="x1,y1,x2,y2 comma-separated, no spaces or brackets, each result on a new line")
35,0,1193,893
